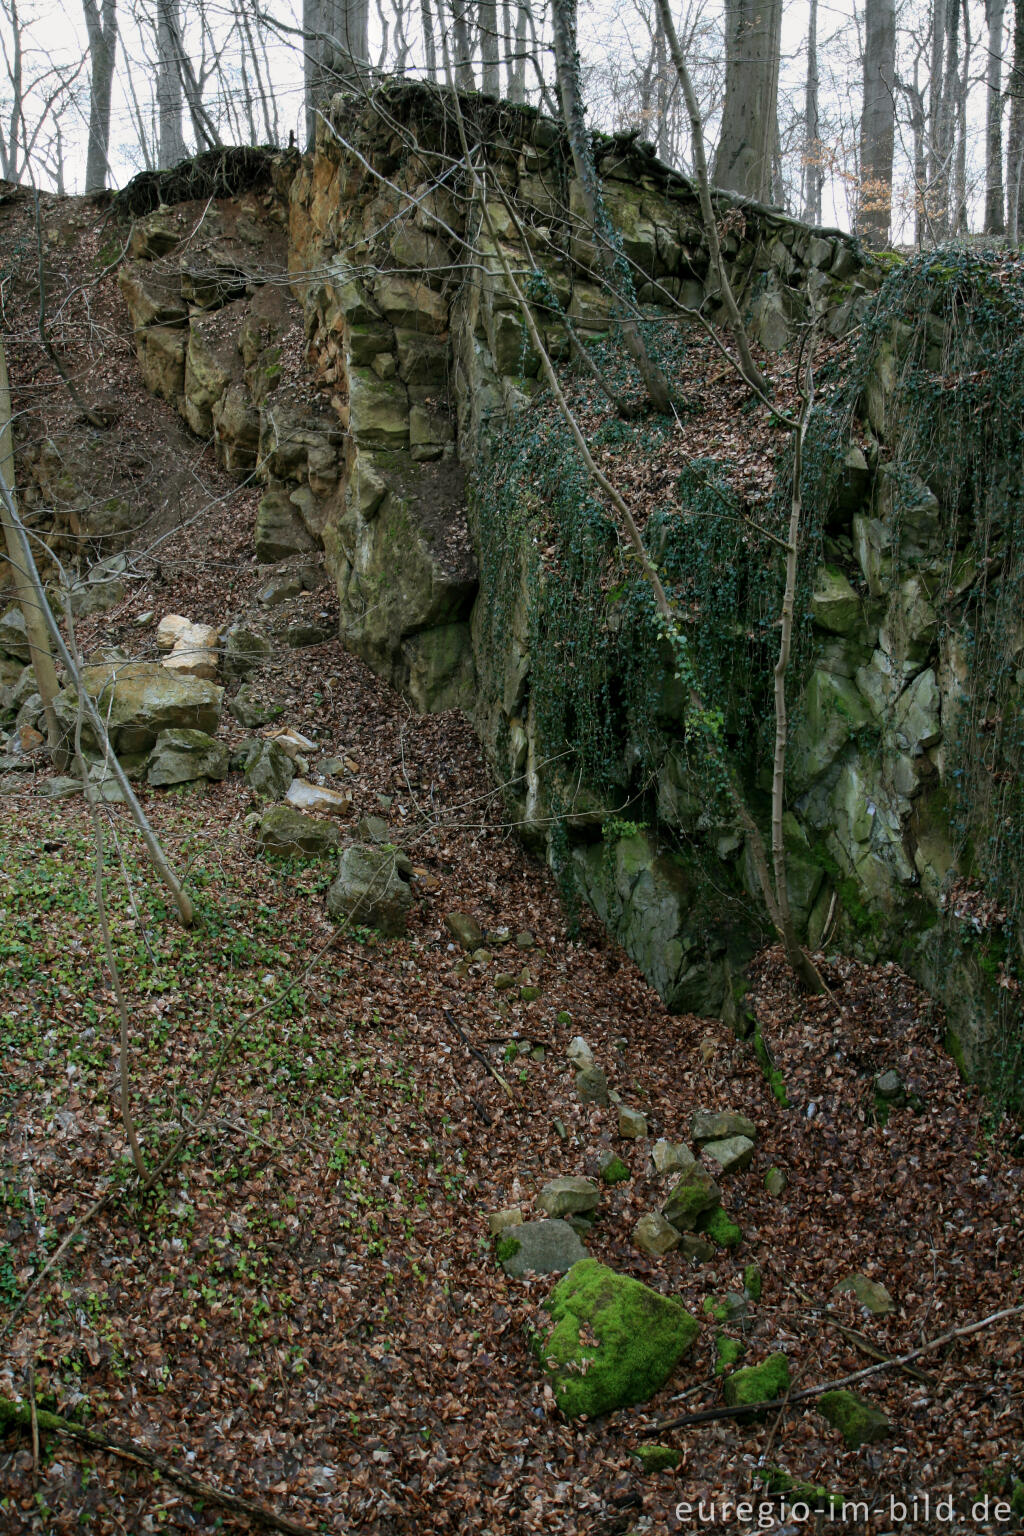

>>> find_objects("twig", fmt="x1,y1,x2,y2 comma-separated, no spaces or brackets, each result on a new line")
0,1396,317,1535
443,1007,515,1099
0,1187,115,1342
787,1282,935,1386
643,1303,1024,1436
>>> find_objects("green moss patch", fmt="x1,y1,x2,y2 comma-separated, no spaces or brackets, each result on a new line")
714,1335,745,1375
533,1259,698,1419
818,1389,891,1448
600,1154,631,1185
630,1444,681,1473
696,1207,743,1248
722,1352,790,1416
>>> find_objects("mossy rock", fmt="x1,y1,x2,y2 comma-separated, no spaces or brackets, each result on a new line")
661,1163,721,1230
696,1207,743,1248
722,1352,790,1416
818,1389,891,1448
599,1154,631,1185
534,1259,698,1419
630,1444,681,1473
714,1335,745,1375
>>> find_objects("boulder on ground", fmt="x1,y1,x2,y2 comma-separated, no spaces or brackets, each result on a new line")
285,779,352,816
722,1352,790,1416
652,1139,695,1175
161,620,220,680
54,661,222,755
533,1259,698,1418
633,1212,681,1257
0,606,32,661
326,843,413,936
223,623,272,682
148,728,228,786
691,1111,756,1145
537,1177,599,1219
445,911,483,950
833,1273,895,1316
258,805,342,858
818,1389,891,1448
661,1163,721,1231
243,738,294,799
702,1135,755,1174
496,1219,587,1278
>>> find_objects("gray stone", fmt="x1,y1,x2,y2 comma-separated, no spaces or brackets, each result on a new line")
618,1105,648,1139
764,1167,788,1197
223,624,272,682
258,805,342,858
632,1212,681,1257
893,668,941,754
834,1273,895,1316
662,1163,722,1231
0,606,31,660
652,1139,695,1175
537,1176,600,1218
497,1219,587,1278
357,814,390,843
258,572,303,607
244,738,294,799
811,565,862,636
326,843,413,936
566,1036,596,1071
487,1207,524,1236
148,728,229,786
286,618,335,647
445,911,484,950
677,1233,716,1263
54,662,222,756
702,1135,755,1174
229,685,280,729
37,775,82,800
875,1069,904,1101
691,1111,757,1145
254,491,317,563
818,1389,891,1449
575,1064,610,1105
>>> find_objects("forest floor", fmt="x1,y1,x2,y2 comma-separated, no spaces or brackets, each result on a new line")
0,187,1022,1536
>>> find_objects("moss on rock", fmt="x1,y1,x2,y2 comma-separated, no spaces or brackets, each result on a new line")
818,1389,891,1448
722,1352,790,1415
534,1259,698,1419
697,1207,743,1248
630,1444,681,1472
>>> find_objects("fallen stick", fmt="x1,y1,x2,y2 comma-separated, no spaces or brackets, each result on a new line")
787,1282,935,1387
643,1302,1024,1436
0,1397,318,1536
443,1007,515,1099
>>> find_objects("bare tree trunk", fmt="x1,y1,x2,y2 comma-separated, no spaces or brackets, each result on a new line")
935,0,960,234
802,0,822,224
480,0,500,94
858,0,897,245
984,0,1007,232
953,0,971,232
654,0,764,392
451,0,476,89
156,0,186,166
1010,0,1024,241
550,0,674,413
713,0,782,201
81,0,117,193
304,0,370,144
420,0,438,80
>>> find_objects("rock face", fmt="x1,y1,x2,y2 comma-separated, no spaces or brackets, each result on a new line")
326,843,413,935
117,84,1021,1086
54,662,222,755
533,1259,699,1418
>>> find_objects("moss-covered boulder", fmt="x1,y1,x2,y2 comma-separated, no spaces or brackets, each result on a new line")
533,1259,698,1419
258,805,341,858
818,1389,891,1448
147,728,228,786
630,1444,681,1473
722,1352,790,1416
661,1163,721,1231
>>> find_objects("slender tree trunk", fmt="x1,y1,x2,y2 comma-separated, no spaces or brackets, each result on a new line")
156,0,186,166
421,0,438,80
802,0,822,224
480,0,500,94
550,0,675,413
953,0,971,232
858,0,897,245
509,0,528,101
81,0,117,193
713,0,782,201
935,0,960,233
654,0,764,392
1010,0,1024,240
984,0,1007,232
451,0,476,89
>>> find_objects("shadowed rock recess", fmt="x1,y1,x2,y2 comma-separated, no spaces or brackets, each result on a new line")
116,81,1021,1086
